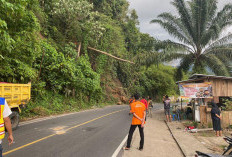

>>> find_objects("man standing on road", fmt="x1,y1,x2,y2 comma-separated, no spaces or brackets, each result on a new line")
140,96,148,111
124,94,146,151
147,97,153,118
140,96,148,120
0,97,14,156
163,95,172,122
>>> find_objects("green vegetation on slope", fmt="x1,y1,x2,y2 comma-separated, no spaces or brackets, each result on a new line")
0,0,181,117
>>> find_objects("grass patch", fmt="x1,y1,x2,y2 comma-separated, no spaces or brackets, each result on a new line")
20,91,116,120
182,120,199,128
208,122,213,128
197,131,215,137
182,120,192,126
220,145,227,150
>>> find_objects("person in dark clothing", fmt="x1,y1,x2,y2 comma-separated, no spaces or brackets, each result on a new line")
211,102,222,136
186,107,192,119
163,95,172,122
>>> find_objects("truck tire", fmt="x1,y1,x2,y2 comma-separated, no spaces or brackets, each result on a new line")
10,111,19,131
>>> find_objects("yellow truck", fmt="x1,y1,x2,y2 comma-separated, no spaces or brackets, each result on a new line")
0,82,31,130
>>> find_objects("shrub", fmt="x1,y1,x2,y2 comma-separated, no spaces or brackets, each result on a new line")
222,99,232,111
192,121,199,128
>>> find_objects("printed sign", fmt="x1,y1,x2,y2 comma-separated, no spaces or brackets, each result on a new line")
179,82,213,98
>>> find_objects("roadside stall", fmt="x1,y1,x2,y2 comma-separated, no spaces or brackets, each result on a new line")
177,74,232,128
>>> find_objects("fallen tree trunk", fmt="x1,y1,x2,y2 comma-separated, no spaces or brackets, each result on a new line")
88,47,135,64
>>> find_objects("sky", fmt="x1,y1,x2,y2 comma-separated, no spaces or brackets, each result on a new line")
127,0,232,41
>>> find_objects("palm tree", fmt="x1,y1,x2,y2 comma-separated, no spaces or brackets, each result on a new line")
150,0,232,79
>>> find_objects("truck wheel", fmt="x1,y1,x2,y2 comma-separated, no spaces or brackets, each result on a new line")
10,111,19,131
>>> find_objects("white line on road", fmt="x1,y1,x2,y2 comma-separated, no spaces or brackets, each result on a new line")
112,134,128,157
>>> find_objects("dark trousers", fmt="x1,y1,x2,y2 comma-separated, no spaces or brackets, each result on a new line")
126,125,144,149
0,144,2,157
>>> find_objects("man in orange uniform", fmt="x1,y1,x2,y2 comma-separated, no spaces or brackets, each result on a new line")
124,94,146,151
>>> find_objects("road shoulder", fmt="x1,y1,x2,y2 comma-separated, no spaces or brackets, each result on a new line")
122,109,183,157
166,121,213,157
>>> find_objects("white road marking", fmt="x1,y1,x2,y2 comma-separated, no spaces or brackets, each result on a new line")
112,134,128,157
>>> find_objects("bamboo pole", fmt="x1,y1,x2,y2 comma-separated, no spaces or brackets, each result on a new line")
88,47,135,64
37,49,45,81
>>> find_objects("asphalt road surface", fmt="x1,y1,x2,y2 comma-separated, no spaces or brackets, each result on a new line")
2,104,163,157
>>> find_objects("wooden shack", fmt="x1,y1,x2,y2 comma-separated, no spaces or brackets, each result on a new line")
177,74,232,128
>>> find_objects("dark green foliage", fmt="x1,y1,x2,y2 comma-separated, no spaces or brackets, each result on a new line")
122,11,141,54
129,64,178,101
0,0,40,83
36,41,101,100
90,0,129,21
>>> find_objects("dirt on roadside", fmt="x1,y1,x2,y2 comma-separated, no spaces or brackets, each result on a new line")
181,120,232,154
193,131,226,154
192,129,232,154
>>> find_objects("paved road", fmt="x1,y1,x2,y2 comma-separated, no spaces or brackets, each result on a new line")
2,103,164,157
2,105,132,157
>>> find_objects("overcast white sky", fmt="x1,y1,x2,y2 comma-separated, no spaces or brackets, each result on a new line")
127,0,232,40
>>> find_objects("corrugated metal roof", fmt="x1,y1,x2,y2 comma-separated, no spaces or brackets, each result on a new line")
176,74,232,84
189,74,232,80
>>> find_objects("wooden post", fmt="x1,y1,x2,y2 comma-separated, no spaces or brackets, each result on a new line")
213,96,219,103
181,98,183,111
37,49,45,81
193,98,196,121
